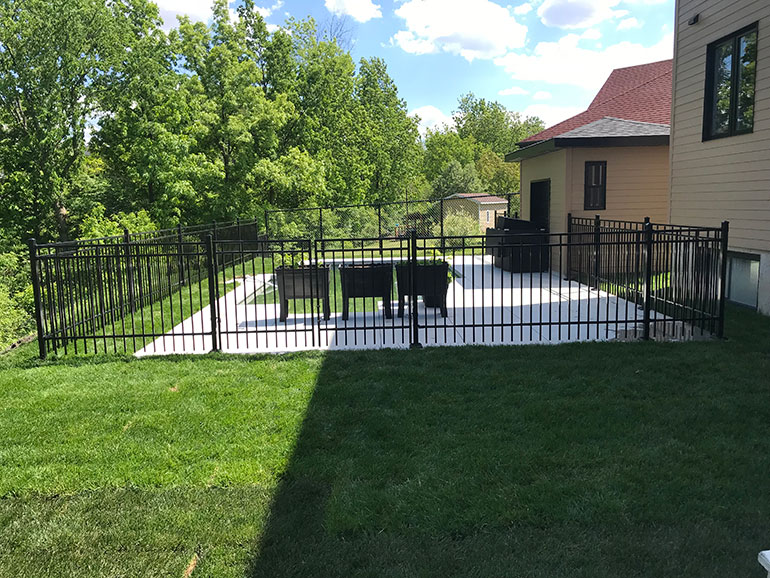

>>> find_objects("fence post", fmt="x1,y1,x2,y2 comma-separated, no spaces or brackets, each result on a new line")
177,223,185,286
440,197,445,253
264,209,269,237
566,213,572,281
593,214,601,287
28,238,47,360
642,220,654,340
318,208,323,240
123,228,136,313
206,234,219,352
378,204,383,255
717,220,730,338
410,229,422,349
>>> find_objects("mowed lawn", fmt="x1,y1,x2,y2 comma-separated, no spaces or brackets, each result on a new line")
1,307,769,577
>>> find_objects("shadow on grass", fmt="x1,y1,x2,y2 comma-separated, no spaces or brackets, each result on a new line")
245,309,770,577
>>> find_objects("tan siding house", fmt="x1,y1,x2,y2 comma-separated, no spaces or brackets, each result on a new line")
444,194,509,233
670,0,770,313
508,60,673,234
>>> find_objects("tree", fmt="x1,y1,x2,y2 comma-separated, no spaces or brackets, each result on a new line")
453,92,544,158
355,57,421,203
0,0,164,241
475,147,519,197
175,0,294,220
432,160,486,199
422,129,476,185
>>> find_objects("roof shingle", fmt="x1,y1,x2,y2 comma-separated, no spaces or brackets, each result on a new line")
519,59,672,145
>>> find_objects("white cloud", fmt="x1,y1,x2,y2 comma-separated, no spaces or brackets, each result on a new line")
499,86,530,96
581,28,602,40
537,0,626,29
324,0,382,23
513,2,533,15
533,91,552,100
494,31,673,91
256,0,284,18
156,0,215,26
410,105,453,136
155,0,281,29
617,17,641,30
522,104,585,127
393,0,527,61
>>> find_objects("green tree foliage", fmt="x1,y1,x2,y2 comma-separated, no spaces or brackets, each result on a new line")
78,204,158,240
432,160,486,199
454,92,544,157
0,0,164,241
423,94,543,200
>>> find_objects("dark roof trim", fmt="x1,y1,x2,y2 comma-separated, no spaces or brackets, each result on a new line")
505,139,556,162
554,135,669,148
505,134,668,162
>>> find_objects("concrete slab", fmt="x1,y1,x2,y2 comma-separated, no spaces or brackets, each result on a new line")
135,255,683,356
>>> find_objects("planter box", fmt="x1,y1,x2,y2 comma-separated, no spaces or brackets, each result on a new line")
486,223,550,273
395,262,449,318
275,265,331,322
339,264,393,320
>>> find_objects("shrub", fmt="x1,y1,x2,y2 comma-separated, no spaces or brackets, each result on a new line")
434,210,480,246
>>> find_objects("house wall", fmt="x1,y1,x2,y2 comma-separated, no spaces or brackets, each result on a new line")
478,203,508,231
443,198,507,233
566,146,670,223
520,146,669,233
520,149,567,232
670,0,770,313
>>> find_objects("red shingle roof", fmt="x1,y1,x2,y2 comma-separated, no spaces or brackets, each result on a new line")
520,59,672,145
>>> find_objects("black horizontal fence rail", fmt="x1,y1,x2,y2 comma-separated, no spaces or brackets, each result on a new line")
29,213,728,358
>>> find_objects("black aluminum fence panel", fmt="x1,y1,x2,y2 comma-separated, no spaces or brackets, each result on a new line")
29,216,728,358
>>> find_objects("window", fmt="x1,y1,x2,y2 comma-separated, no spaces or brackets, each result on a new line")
704,23,758,140
584,161,606,210
486,210,490,223
726,252,760,308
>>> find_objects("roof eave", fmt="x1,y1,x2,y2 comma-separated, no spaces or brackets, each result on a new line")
552,134,669,147
505,139,557,162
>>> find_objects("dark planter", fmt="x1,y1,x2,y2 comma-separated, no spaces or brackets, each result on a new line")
275,265,331,322
339,263,393,320
395,262,450,318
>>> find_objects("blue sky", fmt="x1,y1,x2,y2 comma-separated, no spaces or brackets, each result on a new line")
155,0,675,133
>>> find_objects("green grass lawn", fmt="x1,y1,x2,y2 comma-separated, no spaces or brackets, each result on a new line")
1,306,770,577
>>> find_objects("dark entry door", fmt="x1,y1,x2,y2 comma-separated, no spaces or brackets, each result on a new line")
530,180,550,231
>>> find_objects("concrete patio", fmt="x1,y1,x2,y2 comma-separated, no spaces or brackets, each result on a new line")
135,254,674,356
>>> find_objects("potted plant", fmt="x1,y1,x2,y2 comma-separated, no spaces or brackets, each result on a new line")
338,263,394,320
275,252,331,322
395,259,450,318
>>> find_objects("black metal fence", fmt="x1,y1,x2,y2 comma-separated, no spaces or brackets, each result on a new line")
29,215,728,358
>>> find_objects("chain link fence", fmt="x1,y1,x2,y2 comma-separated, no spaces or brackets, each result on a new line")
264,193,520,241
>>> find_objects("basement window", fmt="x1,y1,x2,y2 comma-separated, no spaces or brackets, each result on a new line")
726,252,760,309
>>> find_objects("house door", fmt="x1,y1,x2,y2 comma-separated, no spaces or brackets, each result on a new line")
530,180,550,231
